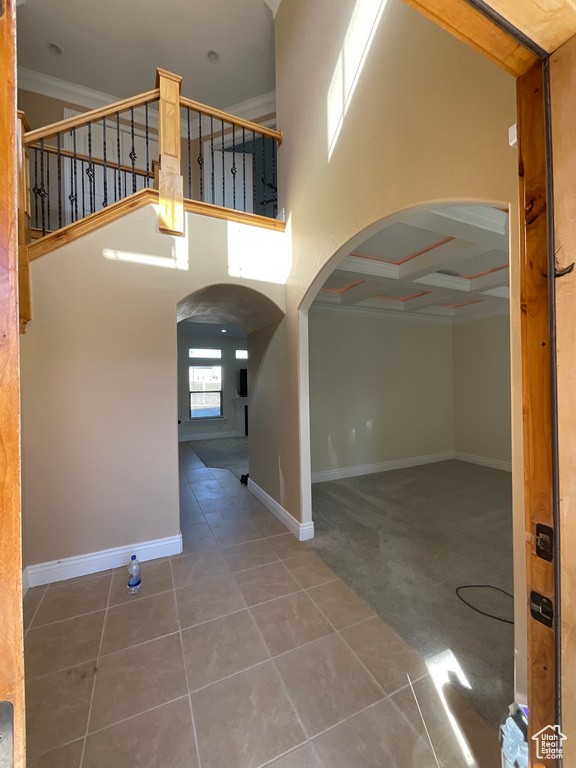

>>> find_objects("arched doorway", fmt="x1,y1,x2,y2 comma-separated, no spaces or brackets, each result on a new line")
298,201,518,764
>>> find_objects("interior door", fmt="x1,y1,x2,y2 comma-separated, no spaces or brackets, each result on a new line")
0,1,25,765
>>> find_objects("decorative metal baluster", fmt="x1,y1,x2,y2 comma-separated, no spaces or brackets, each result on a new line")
57,134,62,229
231,125,237,210
72,128,79,222
123,170,127,198
262,134,267,217
46,142,51,231
81,159,86,219
198,113,204,202
116,113,122,201
187,107,192,199
252,130,256,213
32,147,39,230
221,119,225,206
68,132,75,223
242,127,246,212
102,116,108,208
145,103,150,189
272,136,277,218
87,123,95,214
210,116,215,204
39,139,46,235
130,107,137,193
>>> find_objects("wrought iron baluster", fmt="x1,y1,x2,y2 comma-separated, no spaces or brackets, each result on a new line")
72,128,79,222
123,170,127,198
187,107,192,199
46,142,51,231
81,159,86,219
102,116,108,208
242,127,246,212
116,112,122,201
198,112,204,202
252,130,256,213
57,134,62,228
39,139,46,235
32,147,39,230
145,103,150,189
272,137,277,218
262,134,267,217
231,124,236,210
87,123,94,214
68,132,74,223
221,119,225,206
130,107,137,193
210,116,215,204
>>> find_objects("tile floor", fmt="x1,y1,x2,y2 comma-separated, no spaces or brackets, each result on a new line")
23,443,499,768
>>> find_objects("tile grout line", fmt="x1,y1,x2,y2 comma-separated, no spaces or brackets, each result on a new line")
78,571,114,768
169,558,204,768
23,585,49,638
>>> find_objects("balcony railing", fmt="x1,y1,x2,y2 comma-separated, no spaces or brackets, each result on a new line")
17,68,283,244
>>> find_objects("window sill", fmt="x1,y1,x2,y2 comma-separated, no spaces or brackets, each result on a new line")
187,417,228,423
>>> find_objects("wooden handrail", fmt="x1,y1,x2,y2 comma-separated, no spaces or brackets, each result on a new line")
26,142,154,179
179,95,282,144
22,89,160,146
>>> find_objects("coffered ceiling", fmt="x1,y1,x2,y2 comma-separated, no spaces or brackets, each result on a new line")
312,204,510,324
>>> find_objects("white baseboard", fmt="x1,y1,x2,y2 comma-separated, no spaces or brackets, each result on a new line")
311,452,455,484
248,479,314,541
24,533,183,588
311,450,511,483
179,430,238,442
453,451,512,472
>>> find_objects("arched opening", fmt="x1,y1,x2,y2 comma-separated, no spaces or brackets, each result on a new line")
175,283,289,554
300,201,517,762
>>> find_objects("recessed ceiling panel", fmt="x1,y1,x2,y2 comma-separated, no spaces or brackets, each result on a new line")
352,223,451,264
438,249,509,279
321,274,364,293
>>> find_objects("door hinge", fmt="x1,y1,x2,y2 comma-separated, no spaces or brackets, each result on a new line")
536,523,554,562
530,591,554,628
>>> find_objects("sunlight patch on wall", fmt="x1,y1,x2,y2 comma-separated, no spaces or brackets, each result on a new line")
227,221,291,284
103,229,190,271
327,0,388,160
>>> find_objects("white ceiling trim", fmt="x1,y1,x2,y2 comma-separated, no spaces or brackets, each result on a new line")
18,67,276,133
310,298,508,325
264,0,282,17
309,302,451,325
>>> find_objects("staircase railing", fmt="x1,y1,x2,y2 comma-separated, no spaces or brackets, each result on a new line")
18,67,283,242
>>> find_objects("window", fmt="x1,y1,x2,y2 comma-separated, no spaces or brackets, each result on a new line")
189,365,222,418
235,349,248,359
189,348,222,359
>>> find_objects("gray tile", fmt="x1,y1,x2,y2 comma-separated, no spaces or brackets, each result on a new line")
25,611,105,678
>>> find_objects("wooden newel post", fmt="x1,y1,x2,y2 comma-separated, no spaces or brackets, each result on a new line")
156,68,184,236
17,110,31,332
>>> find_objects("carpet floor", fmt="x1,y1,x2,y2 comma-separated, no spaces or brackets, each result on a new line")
308,459,514,728
187,436,249,479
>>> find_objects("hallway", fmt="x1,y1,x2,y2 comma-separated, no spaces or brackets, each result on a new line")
23,444,497,768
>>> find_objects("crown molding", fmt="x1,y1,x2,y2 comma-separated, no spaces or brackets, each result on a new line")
18,67,276,129
310,298,508,325
309,301,451,325
264,0,282,18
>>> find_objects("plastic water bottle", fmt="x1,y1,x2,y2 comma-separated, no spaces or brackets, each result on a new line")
127,555,141,595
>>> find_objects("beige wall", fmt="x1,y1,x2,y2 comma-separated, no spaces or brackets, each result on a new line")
309,311,454,473
308,311,511,474
453,314,512,463
21,206,286,567
177,331,247,440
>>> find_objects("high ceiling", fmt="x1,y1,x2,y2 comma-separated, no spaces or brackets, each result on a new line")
16,0,276,107
313,204,510,325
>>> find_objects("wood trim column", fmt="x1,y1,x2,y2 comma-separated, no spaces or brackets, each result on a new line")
156,68,184,235
517,62,557,764
0,0,25,765
17,111,31,332
549,33,576,767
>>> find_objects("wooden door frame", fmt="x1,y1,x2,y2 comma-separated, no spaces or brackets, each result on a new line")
401,1,566,764
0,0,25,767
